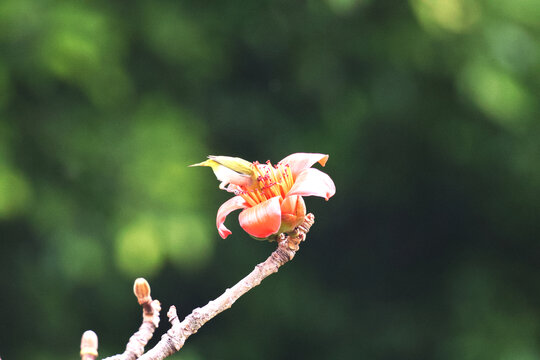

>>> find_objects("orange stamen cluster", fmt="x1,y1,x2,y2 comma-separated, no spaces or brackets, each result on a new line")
238,161,294,207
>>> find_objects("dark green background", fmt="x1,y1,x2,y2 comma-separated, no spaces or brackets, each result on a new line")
1,0,540,359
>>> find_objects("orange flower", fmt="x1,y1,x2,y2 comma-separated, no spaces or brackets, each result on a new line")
196,153,335,239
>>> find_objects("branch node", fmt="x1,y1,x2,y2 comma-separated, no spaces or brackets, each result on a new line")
167,306,179,324
165,306,182,351
144,299,161,328
282,213,314,252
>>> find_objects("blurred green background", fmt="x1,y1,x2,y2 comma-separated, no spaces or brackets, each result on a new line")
1,0,540,359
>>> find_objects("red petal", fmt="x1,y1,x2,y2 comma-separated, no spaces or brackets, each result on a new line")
238,197,282,238
216,196,248,239
287,168,336,200
279,153,329,178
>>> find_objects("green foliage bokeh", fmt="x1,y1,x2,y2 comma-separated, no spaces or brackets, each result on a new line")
1,0,540,359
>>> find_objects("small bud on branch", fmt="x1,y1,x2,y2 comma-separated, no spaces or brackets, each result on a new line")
134,278,151,305
80,330,98,360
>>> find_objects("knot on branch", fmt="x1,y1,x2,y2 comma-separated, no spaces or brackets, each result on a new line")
281,213,315,252
165,306,183,351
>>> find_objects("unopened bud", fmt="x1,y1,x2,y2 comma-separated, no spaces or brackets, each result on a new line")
279,195,306,234
133,278,151,304
80,330,98,358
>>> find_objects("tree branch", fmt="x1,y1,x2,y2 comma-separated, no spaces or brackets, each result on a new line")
79,213,315,360
139,213,315,360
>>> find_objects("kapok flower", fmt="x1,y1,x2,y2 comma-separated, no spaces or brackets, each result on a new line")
193,153,336,240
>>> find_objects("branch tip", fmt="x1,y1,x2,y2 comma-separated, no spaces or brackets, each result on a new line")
100,279,162,360
80,330,98,359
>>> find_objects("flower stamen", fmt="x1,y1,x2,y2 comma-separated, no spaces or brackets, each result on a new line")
236,160,299,209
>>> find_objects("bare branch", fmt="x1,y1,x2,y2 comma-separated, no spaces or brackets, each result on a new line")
138,213,315,360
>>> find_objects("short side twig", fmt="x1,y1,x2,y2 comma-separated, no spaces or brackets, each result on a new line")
102,279,162,360
138,213,315,360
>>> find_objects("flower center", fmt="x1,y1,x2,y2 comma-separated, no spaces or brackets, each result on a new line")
237,161,293,207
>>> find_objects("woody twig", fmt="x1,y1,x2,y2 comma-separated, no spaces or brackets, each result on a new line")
80,278,162,360
79,214,315,360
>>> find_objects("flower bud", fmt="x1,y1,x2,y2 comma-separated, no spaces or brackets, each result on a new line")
80,330,98,358
279,195,306,234
133,278,151,305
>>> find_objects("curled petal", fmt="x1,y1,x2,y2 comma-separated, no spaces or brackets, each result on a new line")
287,168,336,201
279,153,329,178
216,196,248,239
238,197,282,239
